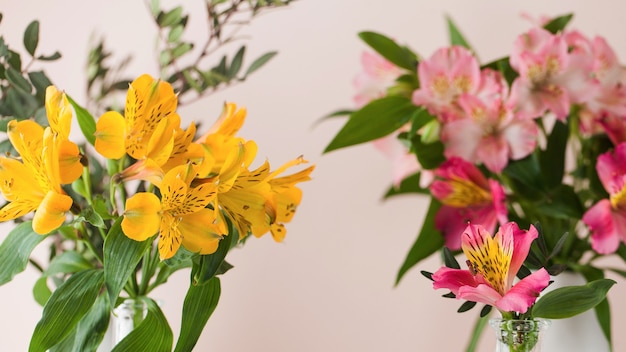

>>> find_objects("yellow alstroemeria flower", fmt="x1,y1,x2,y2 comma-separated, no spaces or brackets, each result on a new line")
94,74,177,162
0,121,74,234
121,164,222,259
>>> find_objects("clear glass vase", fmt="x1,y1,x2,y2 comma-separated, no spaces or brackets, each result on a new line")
490,318,551,352
112,298,148,344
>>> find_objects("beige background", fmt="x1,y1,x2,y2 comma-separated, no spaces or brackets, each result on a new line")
2,0,626,351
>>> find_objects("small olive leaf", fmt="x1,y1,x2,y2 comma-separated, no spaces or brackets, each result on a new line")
516,265,531,280
533,222,549,257
228,46,245,78
37,51,62,61
158,6,183,27
23,20,40,56
547,264,568,276
446,15,472,50
443,247,460,269
532,279,616,319
0,221,45,285
479,305,493,317
442,292,456,299
244,51,277,77
457,300,477,313
420,270,433,281
6,67,32,93
168,24,184,42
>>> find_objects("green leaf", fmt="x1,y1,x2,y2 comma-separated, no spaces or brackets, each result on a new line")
443,247,460,269
6,67,32,93
33,277,52,306
539,120,568,188
446,16,471,49
412,138,445,170
396,199,444,285
457,300,476,313
44,251,93,276
158,6,183,27
244,51,277,77
383,172,428,198
67,94,96,145
191,222,235,285
23,20,40,56
79,207,105,228
503,153,546,197
29,269,105,352
172,42,193,59
543,13,573,34
8,49,22,70
168,25,185,42
37,51,62,61
174,277,221,352
72,294,110,352
535,185,584,220
0,221,45,285
578,266,612,347
28,71,53,103
532,279,616,319
324,96,418,153
228,46,245,78
358,31,417,71
112,298,173,352
104,217,152,305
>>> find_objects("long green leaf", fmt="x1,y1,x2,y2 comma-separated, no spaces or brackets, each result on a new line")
191,220,235,285
104,217,152,305
446,16,471,49
228,46,245,78
396,199,444,285
72,294,110,352
0,221,45,285
44,250,93,276
111,298,173,352
324,96,418,153
244,51,277,77
539,120,568,188
29,269,105,352
532,279,615,319
67,94,96,146
174,277,221,352
358,31,417,71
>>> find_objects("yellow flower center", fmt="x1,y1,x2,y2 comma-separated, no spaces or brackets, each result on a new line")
611,185,626,209
440,177,492,208
462,229,512,295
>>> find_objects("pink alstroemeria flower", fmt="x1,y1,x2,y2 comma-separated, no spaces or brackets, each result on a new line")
372,133,429,188
508,27,592,120
430,157,507,249
353,51,402,108
432,222,551,314
412,46,481,122
583,142,626,254
441,70,538,173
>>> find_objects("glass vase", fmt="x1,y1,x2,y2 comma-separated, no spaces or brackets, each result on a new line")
112,298,148,344
490,318,550,352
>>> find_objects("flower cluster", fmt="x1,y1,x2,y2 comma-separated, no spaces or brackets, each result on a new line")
326,13,622,349
0,74,312,351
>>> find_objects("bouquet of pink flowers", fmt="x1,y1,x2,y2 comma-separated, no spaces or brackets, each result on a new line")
325,13,622,349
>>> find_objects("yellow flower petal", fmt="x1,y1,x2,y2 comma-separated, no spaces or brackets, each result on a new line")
0,157,44,202
122,192,161,241
45,86,72,139
158,214,182,260
57,139,83,184
178,209,223,255
32,191,73,234
95,111,126,159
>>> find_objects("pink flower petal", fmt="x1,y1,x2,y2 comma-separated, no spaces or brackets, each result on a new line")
432,267,478,295
458,284,502,308
496,268,550,313
583,200,623,254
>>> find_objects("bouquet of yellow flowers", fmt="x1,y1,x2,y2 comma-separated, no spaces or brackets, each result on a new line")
0,2,312,351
